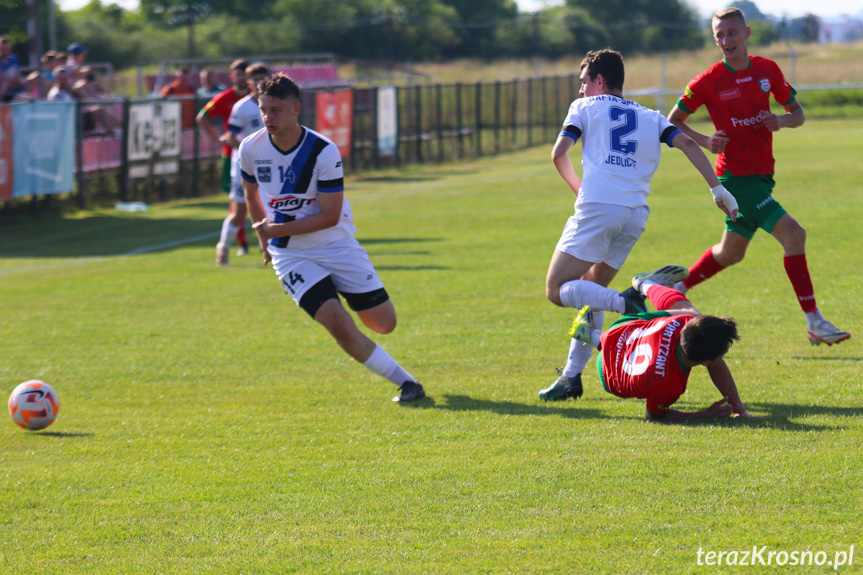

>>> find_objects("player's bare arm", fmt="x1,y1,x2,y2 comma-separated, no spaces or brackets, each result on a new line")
551,135,582,196
224,132,242,149
645,398,733,422
253,191,344,241
668,107,729,154
243,179,271,266
762,100,805,132
670,132,738,221
195,110,221,143
705,358,752,417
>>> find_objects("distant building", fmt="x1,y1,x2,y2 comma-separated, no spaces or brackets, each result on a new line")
819,15,863,43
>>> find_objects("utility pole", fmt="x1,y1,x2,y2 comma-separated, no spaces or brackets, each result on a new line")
26,0,43,69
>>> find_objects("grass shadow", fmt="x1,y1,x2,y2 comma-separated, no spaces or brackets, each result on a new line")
675,401,861,431
427,393,625,420
27,431,95,438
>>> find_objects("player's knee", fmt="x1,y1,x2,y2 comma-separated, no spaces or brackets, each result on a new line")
546,286,563,307
371,317,396,335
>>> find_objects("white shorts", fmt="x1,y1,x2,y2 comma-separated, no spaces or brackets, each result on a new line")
230,177,246,204
555,203,649,270
271,236,385,306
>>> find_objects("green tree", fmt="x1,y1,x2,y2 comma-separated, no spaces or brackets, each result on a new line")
440,0,519,59
271,0,459,62
564,0,701,54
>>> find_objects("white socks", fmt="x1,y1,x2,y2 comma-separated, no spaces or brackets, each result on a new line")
563,310,604,376
362,345,414,386
219,218,240,247
559,280,625,314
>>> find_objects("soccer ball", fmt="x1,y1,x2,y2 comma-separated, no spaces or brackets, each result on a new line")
8,380,60,431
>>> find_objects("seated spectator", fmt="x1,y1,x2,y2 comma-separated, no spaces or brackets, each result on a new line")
25,51,59,98
73,66,109,98
196,68,224,101
160,67,196,128
0,36,23,102
46,68,75,102
66,42,88,76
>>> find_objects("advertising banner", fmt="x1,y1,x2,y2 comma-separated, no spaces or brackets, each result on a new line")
11,101,75,197
376,87,398,158
315,90,353,158
0,106,12,201
127,100,182,179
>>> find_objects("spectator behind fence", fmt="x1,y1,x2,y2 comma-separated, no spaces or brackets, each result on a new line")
25,51,60,98
160,67,196,128
73,65,120,133
46,67,120,134
0,37,23,102
196,68,225,102
66,42,88,76
46,68,75,102
74,66,109,98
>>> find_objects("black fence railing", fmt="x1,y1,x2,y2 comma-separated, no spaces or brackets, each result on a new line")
3,74,581,219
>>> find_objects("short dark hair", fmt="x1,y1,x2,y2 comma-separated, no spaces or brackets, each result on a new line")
580,49,625,92
681,315,739,363
245,63,270,78
258,73,301,101
714,7,746,26
230,59,249,72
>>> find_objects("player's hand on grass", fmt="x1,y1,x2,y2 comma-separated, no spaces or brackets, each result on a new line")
705,397,734,418
707,130,729,154
710,184,738,221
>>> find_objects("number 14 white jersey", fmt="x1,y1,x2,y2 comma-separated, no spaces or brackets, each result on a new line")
560,95,680,209
239,126,357,251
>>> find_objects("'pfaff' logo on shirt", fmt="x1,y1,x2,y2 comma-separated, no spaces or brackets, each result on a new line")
760,78,771,92
719,89,741,101
269,196,316,212
257,167,271,183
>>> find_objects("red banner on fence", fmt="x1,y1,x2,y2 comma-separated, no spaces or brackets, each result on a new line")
315,90,353,158
0,106,12,201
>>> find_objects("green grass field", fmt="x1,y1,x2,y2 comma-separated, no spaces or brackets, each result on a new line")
1,119,861,574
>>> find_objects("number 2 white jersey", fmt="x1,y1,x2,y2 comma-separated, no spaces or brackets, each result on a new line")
239,125,357,251
560,95,680,208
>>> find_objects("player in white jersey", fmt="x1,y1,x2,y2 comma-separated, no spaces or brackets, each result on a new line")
239,73,425,403
215,63,269,266
539,49,740,402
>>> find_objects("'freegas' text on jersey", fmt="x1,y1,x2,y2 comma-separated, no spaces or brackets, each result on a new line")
559,95,680,209
239,126,356,251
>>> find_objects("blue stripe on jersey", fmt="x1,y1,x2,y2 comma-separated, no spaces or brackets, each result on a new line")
228,123,241,133
661,126,682,147
278,131,329,197
271,211,296,249
560,125,582,142
241,169,256,183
